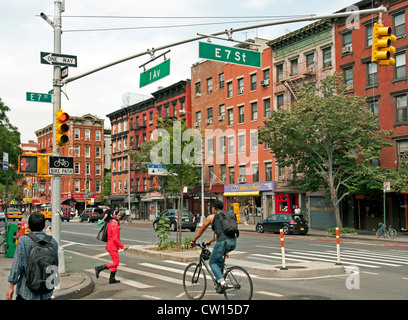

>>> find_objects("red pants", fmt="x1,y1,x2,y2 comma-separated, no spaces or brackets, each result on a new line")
106,250,119,272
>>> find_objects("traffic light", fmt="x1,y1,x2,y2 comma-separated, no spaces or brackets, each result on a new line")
56,108,69,147
372,23,396,66
37,155,49,176
18,155,38,174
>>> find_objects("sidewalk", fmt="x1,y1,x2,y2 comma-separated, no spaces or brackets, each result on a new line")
1,220,407,300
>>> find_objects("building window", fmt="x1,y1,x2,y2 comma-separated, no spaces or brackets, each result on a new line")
229,166,235,184
250,73,257,91
265,162,272,181
74,129,80,139
227,108,233,126
195,82,201,97
207,107,213,122
85,129,90,141
251,131,258,151
237,78,244,95
252,163,259,182
367,62,377,86
396,94,407,124
263,68,270,81
343,67,353,87
219,104,225,120
219,136,226,154
207,78,213,93
276,94,284,109
306,53,314,70
251,102,257,121
238,135,245,154
227,81,233,98
196,111,201,124
394,12,406,38
228,136,234,155
342,32,352,50
323,47,332,68
276,64,283,82
290,59,298,76
395,52,406,80
368,100,379,127
264,98,271,117
221,164,227,182
366,24,373,47
238,105,245,123
397,139,408,168
219,73,224,89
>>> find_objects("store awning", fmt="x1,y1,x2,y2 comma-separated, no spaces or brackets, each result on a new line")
223,191,260,197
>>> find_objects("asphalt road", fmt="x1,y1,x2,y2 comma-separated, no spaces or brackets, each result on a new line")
59,220,408,300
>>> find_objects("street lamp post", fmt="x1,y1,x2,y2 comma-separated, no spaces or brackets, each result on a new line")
178,110,205,226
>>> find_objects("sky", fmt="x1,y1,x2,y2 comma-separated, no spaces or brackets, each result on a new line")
0,0,362,143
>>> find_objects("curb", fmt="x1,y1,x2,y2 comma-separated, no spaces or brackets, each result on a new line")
53,272,94,300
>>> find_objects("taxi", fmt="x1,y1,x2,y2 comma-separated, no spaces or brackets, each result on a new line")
40,206,52,221
7,208,23,221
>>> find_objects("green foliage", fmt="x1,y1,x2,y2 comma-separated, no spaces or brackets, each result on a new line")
156,216,171,250
258,73,393,227
327,227,355,235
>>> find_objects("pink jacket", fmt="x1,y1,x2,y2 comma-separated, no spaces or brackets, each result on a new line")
106,220,124,251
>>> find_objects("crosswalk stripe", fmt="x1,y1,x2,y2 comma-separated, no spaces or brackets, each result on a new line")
256,291,284,297
292,251,402,267
139,262,185,274
251,253,310,263
84,269,154,289
341,250,408,263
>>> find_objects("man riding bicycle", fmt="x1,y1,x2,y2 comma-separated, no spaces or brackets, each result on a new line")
190,199,237,293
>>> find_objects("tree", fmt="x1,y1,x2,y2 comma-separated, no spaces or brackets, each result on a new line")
130,118,200,244
0,98,22,201
258,73,393,227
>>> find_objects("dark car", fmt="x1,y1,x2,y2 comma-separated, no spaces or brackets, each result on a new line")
256,214,308,235
80,207,104,223
153,209,197,232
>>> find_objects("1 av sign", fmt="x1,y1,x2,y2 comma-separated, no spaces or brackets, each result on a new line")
140,59,170,88
199,42,261,68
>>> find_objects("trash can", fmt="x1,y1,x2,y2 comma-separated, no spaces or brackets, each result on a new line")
5,223,17,258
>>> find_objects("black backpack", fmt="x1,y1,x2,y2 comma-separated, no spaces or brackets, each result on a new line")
214,211,239,238
25,233,59,294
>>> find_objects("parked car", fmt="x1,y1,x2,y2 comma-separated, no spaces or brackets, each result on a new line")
7,208,23,221
0,210,5,221
80,207,104,223
40,207,52,221
153,209,197,232
256,214,308,235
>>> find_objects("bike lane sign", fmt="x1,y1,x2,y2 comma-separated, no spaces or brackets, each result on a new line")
49,156,74,175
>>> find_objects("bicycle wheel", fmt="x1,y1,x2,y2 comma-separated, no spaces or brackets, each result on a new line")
183,262,207,300
388,228,397,239
223,266,253,300
376,228,384,238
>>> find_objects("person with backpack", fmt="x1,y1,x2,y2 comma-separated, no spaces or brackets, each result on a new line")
190,199,239,293
95,210,128,284
6,213,58,300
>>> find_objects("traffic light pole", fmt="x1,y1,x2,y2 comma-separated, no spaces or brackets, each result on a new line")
49,0,65,274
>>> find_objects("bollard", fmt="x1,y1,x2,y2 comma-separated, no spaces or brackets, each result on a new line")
335,227,342,265
280,229,288,270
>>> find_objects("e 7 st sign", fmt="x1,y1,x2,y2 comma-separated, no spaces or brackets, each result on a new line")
199,42,261,68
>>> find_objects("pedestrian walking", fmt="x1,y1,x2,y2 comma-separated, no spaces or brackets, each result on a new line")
95,210,128,284
244,204,250,225
6,213,58,300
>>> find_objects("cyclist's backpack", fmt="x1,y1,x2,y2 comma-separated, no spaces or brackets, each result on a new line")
25,233,59,294
215,211,239,238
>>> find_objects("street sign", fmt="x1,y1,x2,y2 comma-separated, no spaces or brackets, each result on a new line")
198,42,261,68
148,164,171,176
140,59,170,88
3,153,8,171
26,92,52,103
41,52,77,67
48,156,74,175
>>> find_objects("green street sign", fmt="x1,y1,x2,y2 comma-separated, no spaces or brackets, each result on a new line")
199,42,261,68
139,59,170,88
26,92,52,103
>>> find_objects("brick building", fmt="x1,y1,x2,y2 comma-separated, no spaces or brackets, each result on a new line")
335,0,408,230
35,113,105,211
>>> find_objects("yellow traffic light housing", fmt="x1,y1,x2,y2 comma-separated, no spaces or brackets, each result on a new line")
372,23,396,66
37,155,49,176
56,108,69,147
18,153,51,177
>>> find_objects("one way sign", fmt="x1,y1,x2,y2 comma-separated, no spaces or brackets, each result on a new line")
41,52,77,67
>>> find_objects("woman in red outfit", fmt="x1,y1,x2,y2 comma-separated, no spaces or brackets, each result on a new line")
95,210,128,283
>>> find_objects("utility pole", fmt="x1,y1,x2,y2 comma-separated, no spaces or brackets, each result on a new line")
42,0,65,274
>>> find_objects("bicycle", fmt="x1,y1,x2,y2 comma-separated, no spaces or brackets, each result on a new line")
376,222,397,239
182,242,253,300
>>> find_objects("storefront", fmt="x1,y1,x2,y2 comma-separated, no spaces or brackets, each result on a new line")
223,182,275,223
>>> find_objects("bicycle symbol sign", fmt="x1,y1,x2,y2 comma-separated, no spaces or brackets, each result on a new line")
49,156,73,175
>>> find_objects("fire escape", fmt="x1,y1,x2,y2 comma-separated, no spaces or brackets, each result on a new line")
280,68,317,102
